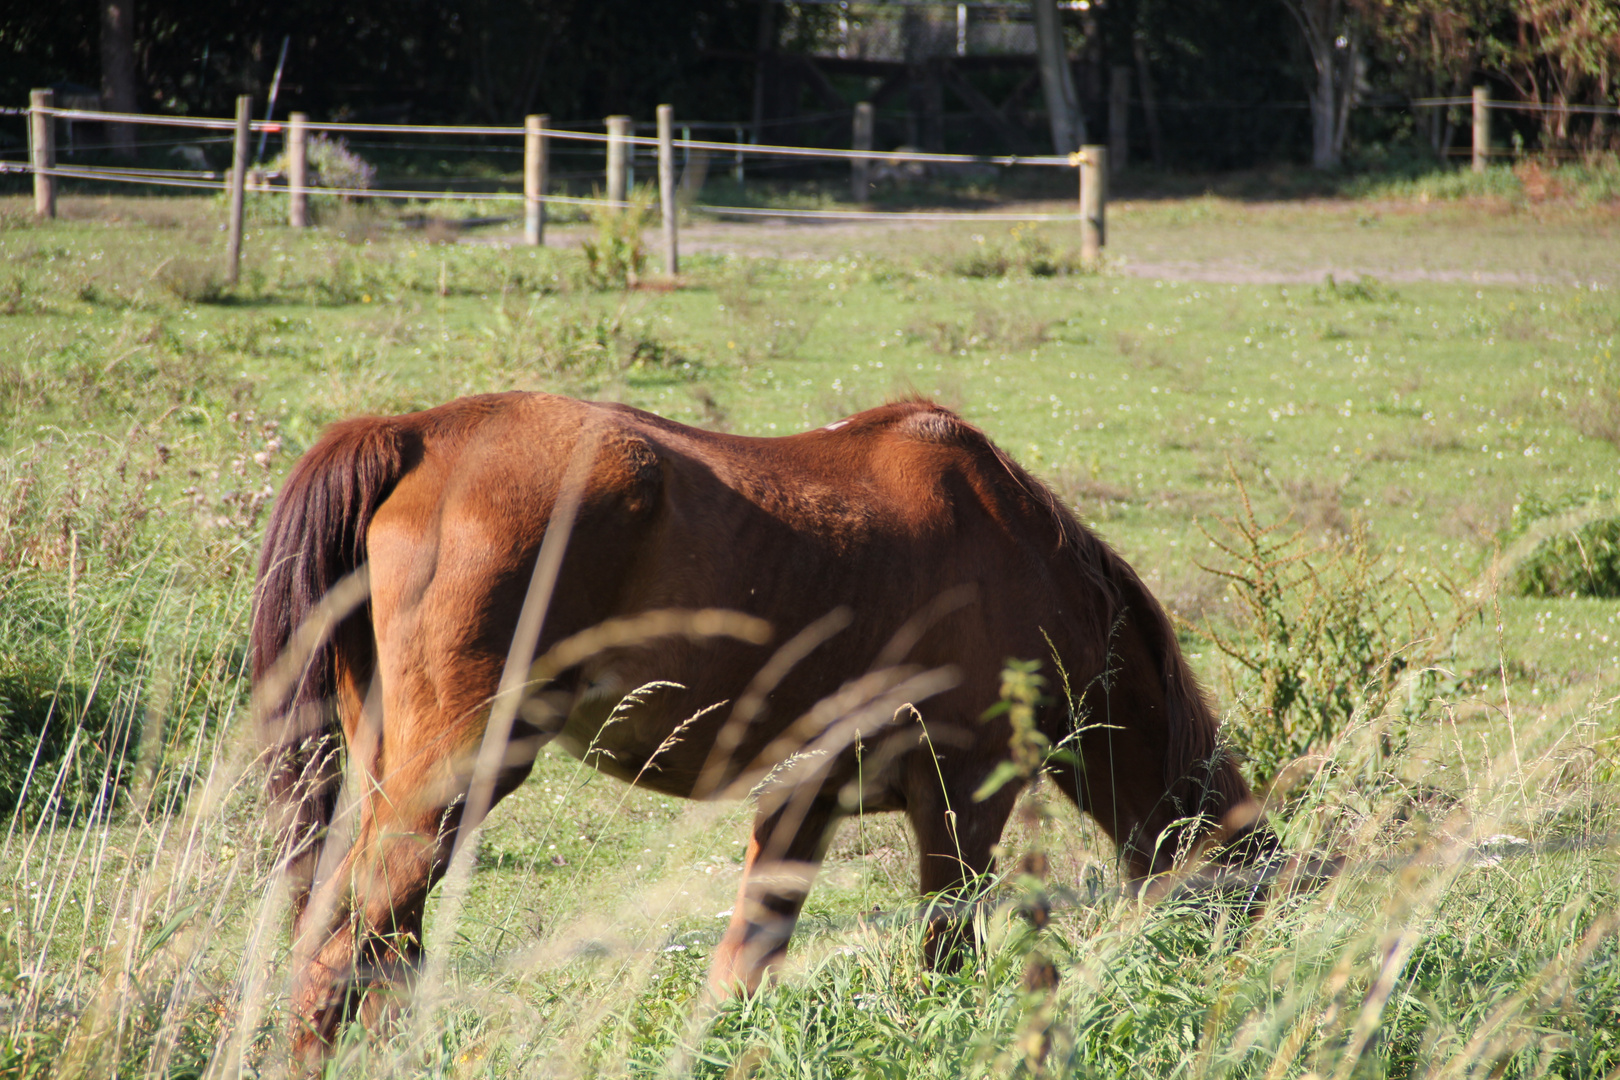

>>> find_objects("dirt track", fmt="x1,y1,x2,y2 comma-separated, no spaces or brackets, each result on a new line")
526,197,1620,287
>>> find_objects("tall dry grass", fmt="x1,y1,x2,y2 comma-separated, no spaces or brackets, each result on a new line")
1,488,1615,1079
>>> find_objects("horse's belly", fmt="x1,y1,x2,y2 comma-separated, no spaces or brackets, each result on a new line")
551,673,732,797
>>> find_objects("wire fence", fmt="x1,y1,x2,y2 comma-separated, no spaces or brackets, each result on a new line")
8,93,1616,226
9,103,1092,228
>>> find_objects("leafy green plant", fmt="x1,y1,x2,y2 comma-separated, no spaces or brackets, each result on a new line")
264,134,376,196
0,664,141,820
1193,475,1467,790
481,300,697,379
580,190,654,290
0,568,146,821
1313,272,1397,303
156,257,230,305
952,224,1085,278
1507,489,1620,598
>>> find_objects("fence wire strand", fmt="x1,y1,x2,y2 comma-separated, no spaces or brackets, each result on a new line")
31,106,1072,167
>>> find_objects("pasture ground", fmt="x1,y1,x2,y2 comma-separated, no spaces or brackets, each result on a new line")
1,188,1618,1079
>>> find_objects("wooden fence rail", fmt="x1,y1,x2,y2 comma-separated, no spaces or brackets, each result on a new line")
20,93,1110,281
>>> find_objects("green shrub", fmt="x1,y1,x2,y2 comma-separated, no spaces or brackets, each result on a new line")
1507,489,1620,598
0,576,146,821
1194,476,1467,790
581,190,654,290
256,135,377,225
1313,272,1397,303
0,664,142,821
952,224,1086,279
156,257,231,304
1345,155,1620,206
263,134,376,196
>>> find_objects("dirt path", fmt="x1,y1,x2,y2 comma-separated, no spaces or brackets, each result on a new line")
518,197,1620,287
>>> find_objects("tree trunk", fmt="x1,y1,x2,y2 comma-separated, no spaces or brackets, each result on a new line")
1283,0,1344,170
100,0,138,160
752,0,777,136
1132,36,1164,167
920,61,945,153
1030,0,1085,154
1311,59,1338,168
1331,30,1356,161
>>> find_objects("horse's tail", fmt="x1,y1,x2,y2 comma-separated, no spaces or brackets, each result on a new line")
250,415,409,901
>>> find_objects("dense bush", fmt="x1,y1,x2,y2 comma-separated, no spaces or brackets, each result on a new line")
264,135,376,196
1508,489,1620,598
953,224,1087,278
580,192,654,291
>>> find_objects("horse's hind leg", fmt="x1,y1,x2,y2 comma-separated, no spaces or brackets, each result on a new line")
709,794,841,995
287,690,537,1060
287,716,447,1058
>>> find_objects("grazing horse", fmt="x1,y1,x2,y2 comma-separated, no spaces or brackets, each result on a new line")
252,392,1269,1059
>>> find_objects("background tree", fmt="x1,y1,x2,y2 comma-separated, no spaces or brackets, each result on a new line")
1353,0,1502,159
1096,0,1304,170
100,1,137,158
3,0,764,127
1483,0,1620,151
4,0,1618,170
1031,0,1085,154
1279,0,1359,168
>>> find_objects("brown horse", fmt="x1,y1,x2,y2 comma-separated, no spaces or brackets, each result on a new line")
251,392,1269,1059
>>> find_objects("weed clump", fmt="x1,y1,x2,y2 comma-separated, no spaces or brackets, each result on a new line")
581,191,654,290
912,308,1050,355
482,300,698,379
1506,489,1620,598
0,662,142,821
1194,475,1466,790
1313,272,1397,303
953,225,1086,278
156,258,231,305
263,134,376,202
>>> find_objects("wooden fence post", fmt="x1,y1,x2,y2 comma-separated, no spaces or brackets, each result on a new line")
287,112,308,227
1472,86,1489,173
852,102,873,202
525,114,548,245
657,104,678,277
1109,66,1130,176
606,115,630,208
29,89,55,220
226,95,251,285
1079,144,1106,264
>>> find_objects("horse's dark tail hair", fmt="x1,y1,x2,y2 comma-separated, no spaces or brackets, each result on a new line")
250,415,409,901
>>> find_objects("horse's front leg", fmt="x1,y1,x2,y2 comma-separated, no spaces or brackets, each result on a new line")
709,793,842,996
906,769,1021,971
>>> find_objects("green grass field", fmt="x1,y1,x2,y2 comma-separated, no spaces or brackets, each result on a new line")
2,189,1619,1079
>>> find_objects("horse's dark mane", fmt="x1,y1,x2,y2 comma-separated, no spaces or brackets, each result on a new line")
898,399,1247,814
